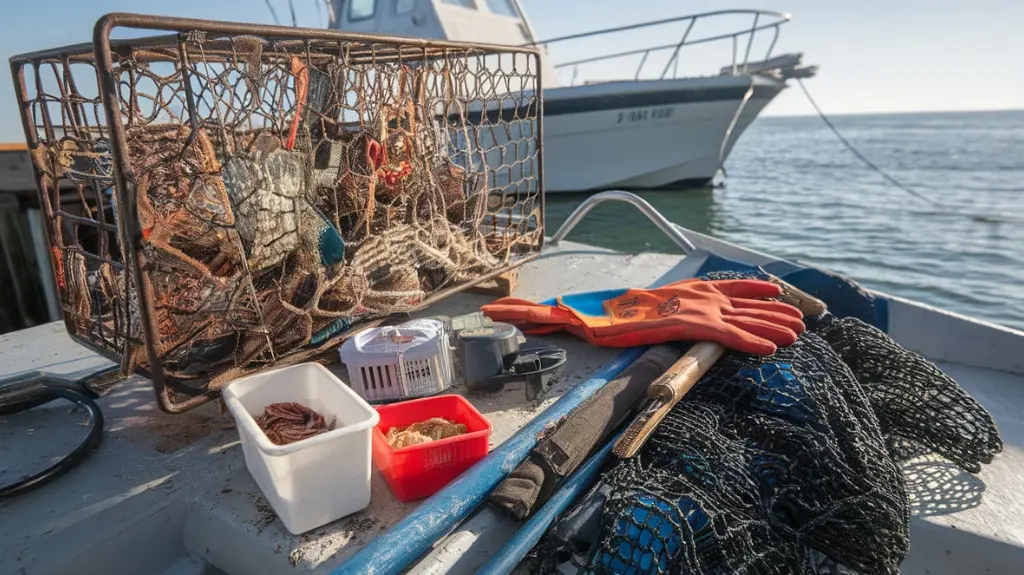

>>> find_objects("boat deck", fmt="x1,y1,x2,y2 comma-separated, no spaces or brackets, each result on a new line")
2,241,1023,575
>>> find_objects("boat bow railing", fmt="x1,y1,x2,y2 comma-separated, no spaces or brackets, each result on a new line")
550,191,696,253
534,9,792,86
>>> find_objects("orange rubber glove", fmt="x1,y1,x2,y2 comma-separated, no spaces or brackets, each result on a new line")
481,279,805,355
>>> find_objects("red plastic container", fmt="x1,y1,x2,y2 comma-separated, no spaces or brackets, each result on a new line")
371,394,492,502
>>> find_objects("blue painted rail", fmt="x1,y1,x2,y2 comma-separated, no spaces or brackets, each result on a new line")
331,347,644,575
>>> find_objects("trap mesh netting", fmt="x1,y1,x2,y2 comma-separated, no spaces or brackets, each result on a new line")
12,15,543,412
528,274,1002,575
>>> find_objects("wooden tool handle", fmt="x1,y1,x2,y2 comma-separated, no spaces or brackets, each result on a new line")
767,275,827,318
613,342,726,459
612,276,823,460
649,341,726,402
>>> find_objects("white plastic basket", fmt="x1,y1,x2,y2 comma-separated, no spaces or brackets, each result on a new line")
339,319,452,402
222,363,379,535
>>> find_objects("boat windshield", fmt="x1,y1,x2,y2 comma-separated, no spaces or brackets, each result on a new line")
486,0,519,18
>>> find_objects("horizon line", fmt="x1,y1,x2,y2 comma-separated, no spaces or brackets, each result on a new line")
763,107,1024,119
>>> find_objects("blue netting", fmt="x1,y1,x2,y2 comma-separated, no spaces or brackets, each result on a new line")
588,494,711,575
738,363,820,428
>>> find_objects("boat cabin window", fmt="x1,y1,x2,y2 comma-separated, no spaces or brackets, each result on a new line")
485,0,518,17
348,0,377,21
440,0,476,8
395,0,415,15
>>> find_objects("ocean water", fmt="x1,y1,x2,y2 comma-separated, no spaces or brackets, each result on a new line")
544,110,1024,331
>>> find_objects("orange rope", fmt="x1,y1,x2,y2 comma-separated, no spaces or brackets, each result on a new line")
285,57,309,151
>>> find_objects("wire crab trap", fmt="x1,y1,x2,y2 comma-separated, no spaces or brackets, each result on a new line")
10,13,544,413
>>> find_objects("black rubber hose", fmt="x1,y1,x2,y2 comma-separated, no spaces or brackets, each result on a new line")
0,386,104,500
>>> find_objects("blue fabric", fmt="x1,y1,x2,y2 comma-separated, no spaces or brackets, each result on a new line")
312,208,345,267
778,267,889,331
694,253,890,332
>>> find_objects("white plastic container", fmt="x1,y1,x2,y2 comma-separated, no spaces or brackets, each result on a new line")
222,363,379,535
339,319,453,403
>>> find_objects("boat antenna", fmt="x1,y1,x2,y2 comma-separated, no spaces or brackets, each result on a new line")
263,0,282,25
796,78,1018,224
325,0,336,27
319,0,335,28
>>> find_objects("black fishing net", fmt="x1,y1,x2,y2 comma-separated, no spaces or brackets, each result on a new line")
526,272,1002,575
811,314,1002,473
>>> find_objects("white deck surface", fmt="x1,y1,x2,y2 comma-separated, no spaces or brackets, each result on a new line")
1,242,1022,575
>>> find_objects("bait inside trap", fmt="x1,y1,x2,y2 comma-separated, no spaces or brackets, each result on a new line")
11,14,544,412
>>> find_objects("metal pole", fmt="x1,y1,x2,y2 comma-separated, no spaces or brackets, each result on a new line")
549,190,696,254
741,13,760,72
477,430,624,575
660,17,697,80
26,208,61,321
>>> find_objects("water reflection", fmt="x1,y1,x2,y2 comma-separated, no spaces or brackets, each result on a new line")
545,187,720,254
542,112,1024,331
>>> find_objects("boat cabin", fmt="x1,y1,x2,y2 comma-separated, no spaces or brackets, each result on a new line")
330,0,562,87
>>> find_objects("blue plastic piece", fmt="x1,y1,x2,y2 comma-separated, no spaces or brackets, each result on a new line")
779,267,889,331
554,288,629,318
694,252,890,332
330,347,645,575
477,431,625,575
534,287,630,319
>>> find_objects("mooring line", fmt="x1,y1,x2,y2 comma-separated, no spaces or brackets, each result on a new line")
796,78,1017,224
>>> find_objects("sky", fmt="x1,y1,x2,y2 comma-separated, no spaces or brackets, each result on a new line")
1,0,1021,142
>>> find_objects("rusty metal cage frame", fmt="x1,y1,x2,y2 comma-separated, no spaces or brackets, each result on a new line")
10,13,545,412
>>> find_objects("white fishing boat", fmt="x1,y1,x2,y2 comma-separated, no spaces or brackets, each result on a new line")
329,2,817,192
2,192,1022,575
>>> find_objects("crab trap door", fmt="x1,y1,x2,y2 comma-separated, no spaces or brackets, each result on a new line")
10,42,134,372
12,13,544,412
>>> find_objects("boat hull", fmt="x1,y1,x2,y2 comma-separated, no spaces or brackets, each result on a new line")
539,75,785,192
